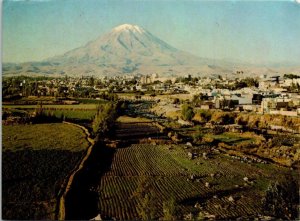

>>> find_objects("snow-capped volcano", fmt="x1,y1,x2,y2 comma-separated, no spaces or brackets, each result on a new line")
4,24,300,77
113,24,145,34
48,24,214,74
4,24,245,76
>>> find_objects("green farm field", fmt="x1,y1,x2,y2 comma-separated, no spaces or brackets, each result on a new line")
45,109,97,121
2,123,90,219
3,103,98,110
3,123,90,151
3,103,100,121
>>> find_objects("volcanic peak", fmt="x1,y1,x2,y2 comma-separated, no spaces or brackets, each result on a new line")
113,24,145,34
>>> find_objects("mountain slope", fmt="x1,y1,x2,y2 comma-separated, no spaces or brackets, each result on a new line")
48,24,223,74
4,24,300,77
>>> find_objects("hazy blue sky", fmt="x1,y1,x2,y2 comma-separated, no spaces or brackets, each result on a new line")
3,0,300,65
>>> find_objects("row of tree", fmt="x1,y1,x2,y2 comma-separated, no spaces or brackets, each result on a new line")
91,99,128,136
92,102,118,135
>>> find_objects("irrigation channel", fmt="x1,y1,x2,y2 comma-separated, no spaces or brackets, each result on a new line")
63,139,115,220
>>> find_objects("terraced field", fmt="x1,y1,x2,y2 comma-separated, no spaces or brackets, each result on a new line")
97,120,297,220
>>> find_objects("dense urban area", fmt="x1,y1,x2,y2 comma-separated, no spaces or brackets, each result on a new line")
2,72,300,220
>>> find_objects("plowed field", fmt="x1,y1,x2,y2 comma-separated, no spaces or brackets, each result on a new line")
97,119,298,219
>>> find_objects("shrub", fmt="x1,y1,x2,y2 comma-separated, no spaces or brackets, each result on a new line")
193,110,212,124
192,132,203,143
202,136,215,144
163,197,177,220
137,190,158,220
172,98,180,105
133,177,158,220
33,104,61,123
211,112,235,125
262,176,299,219
181,104,194,121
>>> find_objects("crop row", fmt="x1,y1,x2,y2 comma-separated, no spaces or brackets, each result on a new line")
114,122,160,139
97,144,268,220
98,175,263,220
106,144,186,176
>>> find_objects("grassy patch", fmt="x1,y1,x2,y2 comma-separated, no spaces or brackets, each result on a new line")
207,132,254,145
254,178,271,191
3,123,90,152
45,110,96,121
3,104,98,110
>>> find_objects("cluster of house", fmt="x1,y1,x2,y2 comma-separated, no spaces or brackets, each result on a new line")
12,73,300,116
192,76,300,117
197,90,299,117
135,73,300,117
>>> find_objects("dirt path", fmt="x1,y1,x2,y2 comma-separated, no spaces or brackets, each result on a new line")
56,121,95,220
